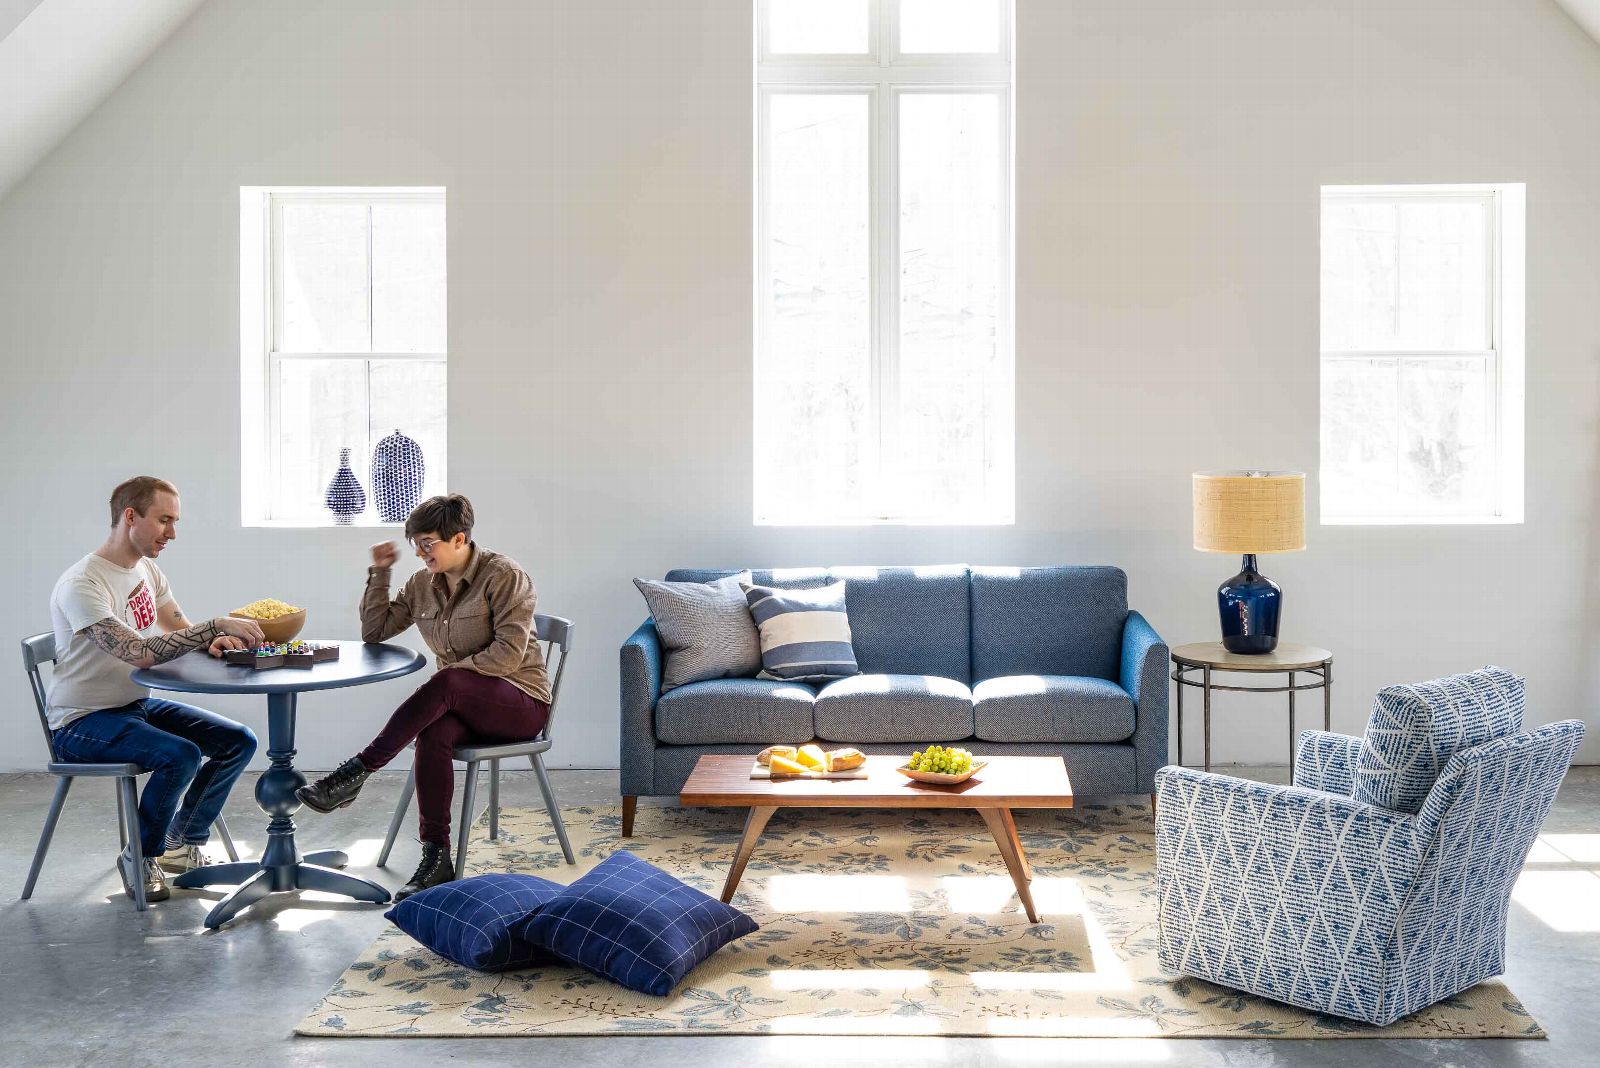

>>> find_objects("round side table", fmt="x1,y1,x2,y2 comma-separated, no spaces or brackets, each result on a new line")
1170,642,1333,784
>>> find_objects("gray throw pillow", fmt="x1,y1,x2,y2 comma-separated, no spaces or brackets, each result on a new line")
633,573,762,692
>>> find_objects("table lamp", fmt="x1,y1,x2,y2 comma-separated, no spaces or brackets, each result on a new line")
1192,470,1305,654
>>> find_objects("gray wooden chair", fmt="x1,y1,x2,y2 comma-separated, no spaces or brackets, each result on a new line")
378,614,576,873
20,632,239,911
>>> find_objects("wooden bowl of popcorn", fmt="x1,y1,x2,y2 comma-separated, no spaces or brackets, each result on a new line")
231,598,307,643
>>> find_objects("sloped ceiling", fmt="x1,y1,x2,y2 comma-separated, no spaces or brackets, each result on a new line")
1557,0,1600,42
0,0,204,202
1,1,1599,208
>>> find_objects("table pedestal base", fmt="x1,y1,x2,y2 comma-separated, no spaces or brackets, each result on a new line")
175,850,389,929
172,691,391,928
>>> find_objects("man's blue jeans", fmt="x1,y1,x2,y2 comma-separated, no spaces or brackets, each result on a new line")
53,699,257,857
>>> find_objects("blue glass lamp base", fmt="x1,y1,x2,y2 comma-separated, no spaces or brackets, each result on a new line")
1218,554,1281,655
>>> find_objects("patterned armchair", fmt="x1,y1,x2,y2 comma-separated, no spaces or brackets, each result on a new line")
1154,667,1584,1026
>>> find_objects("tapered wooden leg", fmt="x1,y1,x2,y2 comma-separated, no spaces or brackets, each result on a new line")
998,807,1031,881
621,795,637,837
980,808,1040,923
720,806,777,904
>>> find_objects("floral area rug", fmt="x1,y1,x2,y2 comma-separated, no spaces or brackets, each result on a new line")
297,802,1542,1038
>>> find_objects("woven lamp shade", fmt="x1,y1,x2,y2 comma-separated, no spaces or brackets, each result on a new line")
1192,471,1306,554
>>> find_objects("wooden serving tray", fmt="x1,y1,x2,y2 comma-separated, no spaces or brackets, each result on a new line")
749,760,869,781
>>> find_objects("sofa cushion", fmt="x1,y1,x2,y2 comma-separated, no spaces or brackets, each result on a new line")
632,573,760,692
970,566,1128,681
972,675,1136,744
1354,666,1526,814
743,580,861,683
813,674,973,743
828,565,970,682
655,679,816,745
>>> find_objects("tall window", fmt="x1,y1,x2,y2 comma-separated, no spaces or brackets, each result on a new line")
240,187,447,525
1320,184,1524,524
755,0,1014,525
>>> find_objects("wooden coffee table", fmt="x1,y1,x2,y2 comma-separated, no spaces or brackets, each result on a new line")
678,754,1073,924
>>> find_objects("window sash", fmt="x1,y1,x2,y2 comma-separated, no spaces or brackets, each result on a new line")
256,188,445,523
1319,184,1519,524
755,3,1014,525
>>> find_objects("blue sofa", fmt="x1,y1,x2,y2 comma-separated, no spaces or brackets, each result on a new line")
619,565,1169,834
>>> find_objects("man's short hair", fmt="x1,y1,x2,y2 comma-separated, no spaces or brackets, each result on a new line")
405,494,474,543
109,477,179,526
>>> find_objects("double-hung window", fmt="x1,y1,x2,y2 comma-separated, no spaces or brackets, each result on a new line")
240,187,447,525
755,0,1014,524
1320,184,1524,524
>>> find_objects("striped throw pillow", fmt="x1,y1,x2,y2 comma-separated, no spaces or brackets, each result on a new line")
742,580,860,683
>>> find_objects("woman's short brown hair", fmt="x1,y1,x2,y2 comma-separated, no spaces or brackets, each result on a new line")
405,494,474,543
109,476,178,526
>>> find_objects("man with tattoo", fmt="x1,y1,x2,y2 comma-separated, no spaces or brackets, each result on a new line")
47,476,265,904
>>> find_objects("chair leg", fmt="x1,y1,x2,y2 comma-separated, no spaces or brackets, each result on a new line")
22,776,73,900
377,768,416,868
215,815,239,862
488,758,500,841
456,761,481,876
531,752,575,865
117,777,147,912
115,778,127,849
622,795,637,837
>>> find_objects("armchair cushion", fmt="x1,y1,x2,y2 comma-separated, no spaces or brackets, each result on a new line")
1355,666,1524,814
1295,730,1362,797
972,675,1134,743
813,674,973,743
655,678,816,745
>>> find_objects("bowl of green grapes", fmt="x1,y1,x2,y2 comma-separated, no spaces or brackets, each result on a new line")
898,745,987,785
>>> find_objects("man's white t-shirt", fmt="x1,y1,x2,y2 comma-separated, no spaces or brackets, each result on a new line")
46,553,174,730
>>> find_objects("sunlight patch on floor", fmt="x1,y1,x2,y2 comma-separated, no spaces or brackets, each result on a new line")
1539,833,1600,864
1511,869,1600,932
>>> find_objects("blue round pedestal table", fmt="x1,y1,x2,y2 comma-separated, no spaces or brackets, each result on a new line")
132,640,426,929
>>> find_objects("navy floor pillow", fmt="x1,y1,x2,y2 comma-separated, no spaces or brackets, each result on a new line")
514,850,758,996
386,873,565,971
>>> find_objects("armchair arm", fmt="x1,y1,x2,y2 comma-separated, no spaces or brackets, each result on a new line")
1120,610,1169,789
1294,730,1362,797
619,620,663,796
1154,764,1423,1023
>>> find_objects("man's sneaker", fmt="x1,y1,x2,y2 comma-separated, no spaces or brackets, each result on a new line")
156,843,212,875
117,850,171,903
296,757,372,814
394,842,456,902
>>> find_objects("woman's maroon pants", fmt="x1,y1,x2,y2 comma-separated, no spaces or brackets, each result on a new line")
358,668,549,845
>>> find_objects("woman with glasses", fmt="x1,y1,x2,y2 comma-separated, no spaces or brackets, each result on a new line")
296,494,552,900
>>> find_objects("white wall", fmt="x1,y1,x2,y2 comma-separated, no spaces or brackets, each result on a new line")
1,0,1597,775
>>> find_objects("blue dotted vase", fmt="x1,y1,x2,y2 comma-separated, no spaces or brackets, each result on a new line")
371,429,425,523
324,447,367,525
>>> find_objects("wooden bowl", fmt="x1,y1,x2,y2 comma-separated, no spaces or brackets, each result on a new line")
896,760,987,785
232,608,306,643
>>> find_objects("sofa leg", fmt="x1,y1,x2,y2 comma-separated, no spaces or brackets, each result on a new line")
1150,792,1158,818
622,795,637,837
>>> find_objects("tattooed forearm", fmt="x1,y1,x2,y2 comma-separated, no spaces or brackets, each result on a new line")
82,618,223,667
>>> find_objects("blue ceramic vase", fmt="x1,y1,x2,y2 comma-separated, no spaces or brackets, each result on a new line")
1217,554,1281,654
371,429,425,524
325,447,367,525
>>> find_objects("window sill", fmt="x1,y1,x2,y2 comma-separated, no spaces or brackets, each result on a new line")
1321,514,1523,526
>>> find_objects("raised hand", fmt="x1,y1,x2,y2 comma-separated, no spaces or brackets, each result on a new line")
371,541,399,569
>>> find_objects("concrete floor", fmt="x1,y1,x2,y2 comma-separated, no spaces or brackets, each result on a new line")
1,765,1595,1068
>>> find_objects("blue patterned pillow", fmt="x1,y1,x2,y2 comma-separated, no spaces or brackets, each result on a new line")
1354,665,1525,814
742,579,860,682
385,873,564,972
515,850,758,997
